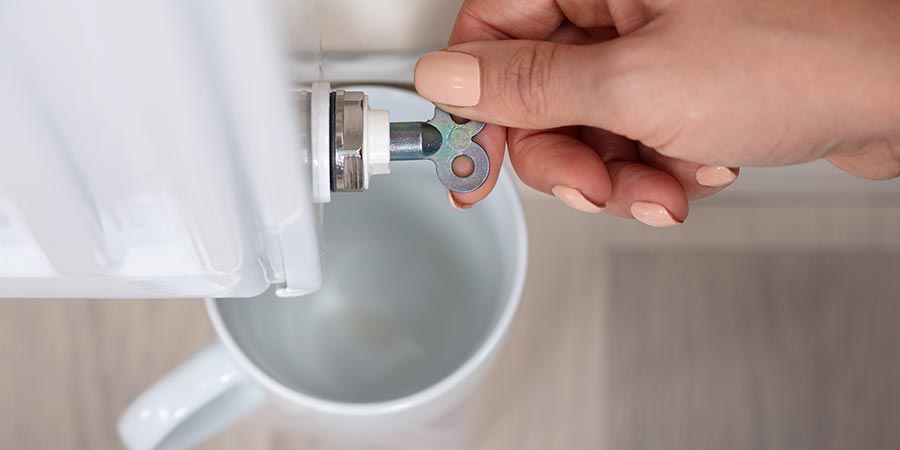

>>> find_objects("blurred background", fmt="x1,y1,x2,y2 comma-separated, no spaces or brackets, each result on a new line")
2,0,899,449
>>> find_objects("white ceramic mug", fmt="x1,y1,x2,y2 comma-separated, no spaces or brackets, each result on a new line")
118,87,528,450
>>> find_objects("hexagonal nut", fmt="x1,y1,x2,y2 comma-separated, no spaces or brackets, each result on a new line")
332,91,366,191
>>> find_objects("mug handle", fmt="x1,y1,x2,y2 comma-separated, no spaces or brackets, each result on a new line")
118,343,265,450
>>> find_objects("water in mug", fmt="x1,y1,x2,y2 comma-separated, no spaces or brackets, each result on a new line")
217,163,511,404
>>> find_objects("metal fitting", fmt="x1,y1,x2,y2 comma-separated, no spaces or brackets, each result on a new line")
331,90,366,191
321,88,487,196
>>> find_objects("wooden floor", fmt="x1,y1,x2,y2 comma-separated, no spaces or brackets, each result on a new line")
2,193,900,450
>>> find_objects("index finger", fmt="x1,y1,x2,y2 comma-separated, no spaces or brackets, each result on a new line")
450,0,563,44
450,0,627,44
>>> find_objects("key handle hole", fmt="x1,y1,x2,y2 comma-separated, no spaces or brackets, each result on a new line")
451,155,476,178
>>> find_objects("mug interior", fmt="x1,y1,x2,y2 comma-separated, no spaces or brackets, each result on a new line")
215,163,523,404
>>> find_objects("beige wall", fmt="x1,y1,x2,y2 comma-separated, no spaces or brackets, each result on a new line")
284,0,465,53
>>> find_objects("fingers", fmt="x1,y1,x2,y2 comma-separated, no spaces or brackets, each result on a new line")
447,123,506,209
576,128,688,226
435,0,680,218
450,0,624,45
506,127,689,227
602,159,689,227
637,144,739,200
450,0,563,44
450,0,648,44
428,1,659,211
506,127,612,211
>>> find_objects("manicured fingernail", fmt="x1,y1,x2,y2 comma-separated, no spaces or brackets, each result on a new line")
447,190,473,211
414,51,480,107
695,165,738,187
630,201,681,227
551,185,604,213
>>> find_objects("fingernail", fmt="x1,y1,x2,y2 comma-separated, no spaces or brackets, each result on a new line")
414,51,480,107
551,185,604,213
447,190,473,211
630,201,681,227
695,165,738,187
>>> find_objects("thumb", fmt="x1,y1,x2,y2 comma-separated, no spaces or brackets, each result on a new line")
413,39,638,129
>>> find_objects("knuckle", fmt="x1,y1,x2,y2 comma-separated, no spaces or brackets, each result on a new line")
502,41,559,123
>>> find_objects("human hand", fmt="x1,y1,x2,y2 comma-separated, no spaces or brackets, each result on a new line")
414,0,900,226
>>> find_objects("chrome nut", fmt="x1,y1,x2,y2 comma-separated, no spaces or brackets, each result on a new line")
331,90,366,191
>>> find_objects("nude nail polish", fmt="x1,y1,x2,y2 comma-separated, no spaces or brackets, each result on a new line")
447,190,473,211
414,51,481,107
695,165,738,187
551,185,604,213
630,201,681,227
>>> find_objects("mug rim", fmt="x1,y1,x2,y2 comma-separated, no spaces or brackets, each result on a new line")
204,169,528,417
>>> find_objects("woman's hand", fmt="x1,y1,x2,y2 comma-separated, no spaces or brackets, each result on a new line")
414,0,900,226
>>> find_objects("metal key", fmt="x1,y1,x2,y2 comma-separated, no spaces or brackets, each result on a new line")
388,107,489,193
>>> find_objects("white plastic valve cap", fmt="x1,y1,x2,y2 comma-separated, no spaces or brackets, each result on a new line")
366,107,391,176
